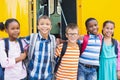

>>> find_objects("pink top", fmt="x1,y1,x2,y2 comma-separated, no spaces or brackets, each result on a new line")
0,40,27,80
117,41,120,70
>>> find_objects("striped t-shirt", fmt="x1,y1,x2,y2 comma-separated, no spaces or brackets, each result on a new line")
55,43,80,80
80,34,102,66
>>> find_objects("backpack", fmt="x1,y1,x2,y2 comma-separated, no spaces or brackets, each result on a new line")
0,65,4,80
54,42,81,73
0,38,24,80
113,39,118,55
80,34,102,54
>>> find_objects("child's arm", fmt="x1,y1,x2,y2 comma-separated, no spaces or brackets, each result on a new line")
56,38,66,45
15,52,27,63
0,41,15,68
79,35,84,40
0,40,27,68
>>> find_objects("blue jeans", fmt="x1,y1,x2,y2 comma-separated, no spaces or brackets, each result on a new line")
78,63,98,80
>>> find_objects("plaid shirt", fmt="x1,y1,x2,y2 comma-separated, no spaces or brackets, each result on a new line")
24,32,56,80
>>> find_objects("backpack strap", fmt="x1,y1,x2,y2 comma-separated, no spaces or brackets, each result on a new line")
50,35,56,75
112,38,118,55
80,35,89,54
28,33,38,60
17,38,24,53
54,42,68,73
98,34,102,43
4,38,9,57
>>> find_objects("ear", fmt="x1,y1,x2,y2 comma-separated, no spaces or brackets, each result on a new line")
65,33,68,38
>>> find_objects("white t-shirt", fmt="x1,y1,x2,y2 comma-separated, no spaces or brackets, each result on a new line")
0,40,27,80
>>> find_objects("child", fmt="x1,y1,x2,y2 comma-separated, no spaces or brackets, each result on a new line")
24,15,56,80
0,22,4,80
0,18,27,80
55,23,80,80
99,20,120,80
78,18,102,80
117,43,120,79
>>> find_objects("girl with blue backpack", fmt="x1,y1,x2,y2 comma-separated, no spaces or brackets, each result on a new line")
0,19,27,80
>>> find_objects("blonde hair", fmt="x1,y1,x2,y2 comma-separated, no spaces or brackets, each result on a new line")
65,23,79,33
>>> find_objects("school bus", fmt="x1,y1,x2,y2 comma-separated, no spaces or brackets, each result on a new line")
0,0,120,41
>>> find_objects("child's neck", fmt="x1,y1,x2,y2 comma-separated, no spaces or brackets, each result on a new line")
41,34,49,40
9,37,17,42
68,41,78,47
104,37,112,45
104,36,111,40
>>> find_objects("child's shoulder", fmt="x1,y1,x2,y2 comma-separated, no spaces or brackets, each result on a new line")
0,39,5,44
0,39,5,48
57,43,63,48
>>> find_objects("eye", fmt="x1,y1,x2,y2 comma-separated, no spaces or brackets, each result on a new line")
46,23,50,26
17,27,20,30
94,24,97,26
40,23,44,25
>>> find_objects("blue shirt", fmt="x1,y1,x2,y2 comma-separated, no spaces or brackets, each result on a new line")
80,34,102,66
25,32,54,80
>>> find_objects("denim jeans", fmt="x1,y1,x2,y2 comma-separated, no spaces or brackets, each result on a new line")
78,63,98,80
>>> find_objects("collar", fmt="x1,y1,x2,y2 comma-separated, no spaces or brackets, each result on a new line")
38,32,51,41
89,33,98,38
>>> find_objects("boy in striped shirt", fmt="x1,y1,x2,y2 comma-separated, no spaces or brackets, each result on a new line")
55,23,80,80
78,18,102,80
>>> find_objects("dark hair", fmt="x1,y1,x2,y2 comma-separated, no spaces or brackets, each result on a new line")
103,20,115,28
0,18,20,31
37,15,51,25
65,23,78,33
85,17,97,28
0,22,5,31
85,18,98,34
102,20,115,46
102,20,115,36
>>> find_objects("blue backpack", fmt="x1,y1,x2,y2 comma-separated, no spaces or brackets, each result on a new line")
0,65,4,80
0,38,24,80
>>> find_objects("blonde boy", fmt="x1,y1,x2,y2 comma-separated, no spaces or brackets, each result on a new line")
55,23,80,80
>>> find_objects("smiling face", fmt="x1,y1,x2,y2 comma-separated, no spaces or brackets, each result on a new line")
37,18,51,37
86,20,98,35
66,28,79,43
6,21,20,41
102,22,114,38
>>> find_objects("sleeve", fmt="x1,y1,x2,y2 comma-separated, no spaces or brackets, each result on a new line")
22,35,31,50
117,41,120,70
0,40,15,68
24,35,31,44
55,44,62,58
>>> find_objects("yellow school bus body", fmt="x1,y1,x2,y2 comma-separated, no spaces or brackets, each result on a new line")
77,0,120,41
0,0,30,38
0,0,120,41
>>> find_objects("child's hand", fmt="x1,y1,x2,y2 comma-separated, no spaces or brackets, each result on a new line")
15,52,27,63
79,35,84,40
20,52,27,60
117,70,120,79
56,38,66,45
